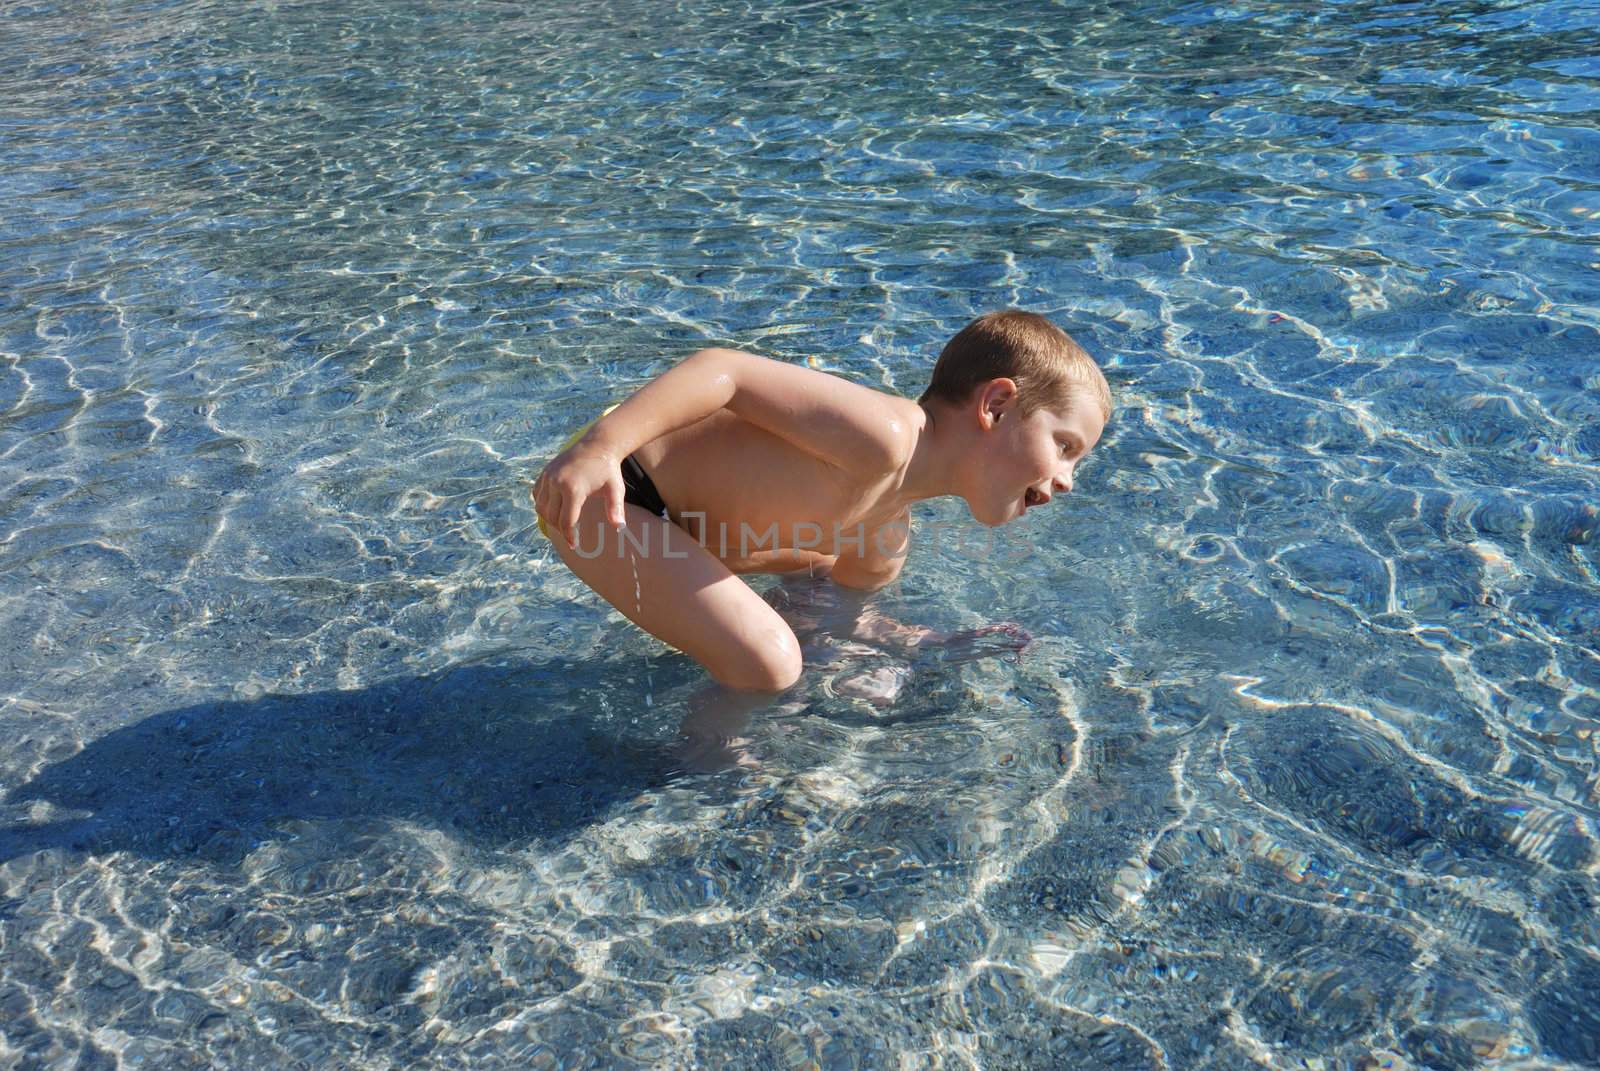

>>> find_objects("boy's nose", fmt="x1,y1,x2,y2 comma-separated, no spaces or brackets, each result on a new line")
1053,467,1074,494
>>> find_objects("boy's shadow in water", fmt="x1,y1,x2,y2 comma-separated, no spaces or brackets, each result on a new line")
0,655,695,867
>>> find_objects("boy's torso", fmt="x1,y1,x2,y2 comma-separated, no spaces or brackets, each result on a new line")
635,404,916,574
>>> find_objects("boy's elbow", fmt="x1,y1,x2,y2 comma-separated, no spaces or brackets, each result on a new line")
683,347,748,389
685,346,746,369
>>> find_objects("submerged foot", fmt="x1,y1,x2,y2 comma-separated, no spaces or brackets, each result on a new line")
830,662,914,706
674,731,757,774
672,684,774,774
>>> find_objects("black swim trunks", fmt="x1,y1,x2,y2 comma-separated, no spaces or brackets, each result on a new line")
621,454,669,519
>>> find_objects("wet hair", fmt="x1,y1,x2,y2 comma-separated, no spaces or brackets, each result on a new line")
917,310,1110,420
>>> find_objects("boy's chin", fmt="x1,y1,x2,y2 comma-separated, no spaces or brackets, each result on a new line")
962,495,1022,527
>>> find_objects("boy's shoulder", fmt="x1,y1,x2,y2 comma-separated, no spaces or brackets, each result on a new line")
798,362,922,476
853,385,922,471
708,348,920,477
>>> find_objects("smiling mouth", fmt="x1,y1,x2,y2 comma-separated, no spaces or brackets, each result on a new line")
1023,488,1045,509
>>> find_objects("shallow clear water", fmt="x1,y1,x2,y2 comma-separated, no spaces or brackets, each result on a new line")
3,0,1599,1066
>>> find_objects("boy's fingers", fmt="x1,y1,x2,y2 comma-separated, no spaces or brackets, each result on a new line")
564,491,591,548
608,481,625,529
541,486,561,533
562,503,579,547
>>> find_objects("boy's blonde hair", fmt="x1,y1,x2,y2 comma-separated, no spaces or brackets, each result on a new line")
918,310,1110,420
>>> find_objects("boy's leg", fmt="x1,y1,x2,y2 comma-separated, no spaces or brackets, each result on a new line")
547,499,802,692
676,684,778,772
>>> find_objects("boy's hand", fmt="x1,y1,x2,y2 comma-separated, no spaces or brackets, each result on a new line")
851,610,1032,664
531,446,626,546
917,622,1033,664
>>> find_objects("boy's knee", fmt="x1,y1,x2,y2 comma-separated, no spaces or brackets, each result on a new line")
712,630,802,693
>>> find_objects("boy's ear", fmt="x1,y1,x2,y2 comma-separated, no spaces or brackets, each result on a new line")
978,378,1018,427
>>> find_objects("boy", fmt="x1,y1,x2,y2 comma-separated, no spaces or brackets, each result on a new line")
532,309,1110,694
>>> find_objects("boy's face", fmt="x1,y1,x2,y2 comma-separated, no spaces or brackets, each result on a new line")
972,384,1105,526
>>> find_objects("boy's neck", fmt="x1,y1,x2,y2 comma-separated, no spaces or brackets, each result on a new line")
892,400,970,508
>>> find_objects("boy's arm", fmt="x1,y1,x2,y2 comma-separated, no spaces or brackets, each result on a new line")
826,516,1029,658
591,348,908,472
829,509,910,591
535,347,911,543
